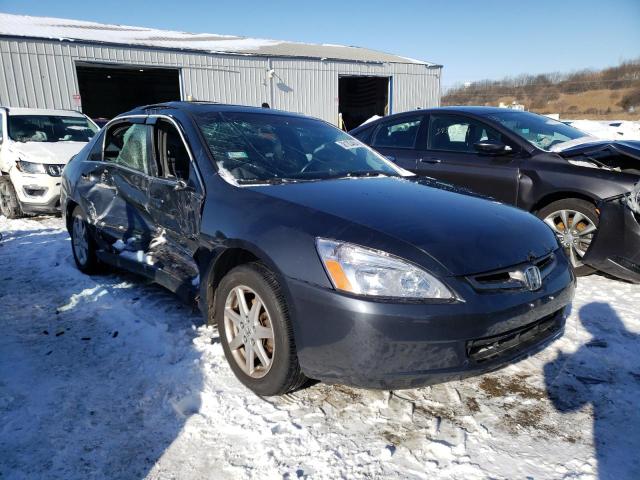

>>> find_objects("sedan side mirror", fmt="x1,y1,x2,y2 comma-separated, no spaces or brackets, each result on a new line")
473,141,512,156
174,178,191,191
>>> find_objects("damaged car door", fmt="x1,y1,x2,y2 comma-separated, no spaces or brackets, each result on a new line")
76,118,153,245
103,119,155,251
146,117,204,292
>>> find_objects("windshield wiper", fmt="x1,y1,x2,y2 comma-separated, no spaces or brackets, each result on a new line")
345,171,390,177
319,171,392,180
236,177,309,185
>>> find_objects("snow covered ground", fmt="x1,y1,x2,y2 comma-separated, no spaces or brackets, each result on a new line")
1,215,639,480
565,120,640,141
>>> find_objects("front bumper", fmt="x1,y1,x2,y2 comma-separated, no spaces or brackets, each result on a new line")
9,168,62,214
287,252,575,389
583,198,640,283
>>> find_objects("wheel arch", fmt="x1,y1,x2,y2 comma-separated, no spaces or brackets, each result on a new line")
531,191,599,215
197,243,291,327
65,199,79,233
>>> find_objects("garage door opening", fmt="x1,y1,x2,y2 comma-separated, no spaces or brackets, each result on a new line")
76,64,181,120
338,76,389,131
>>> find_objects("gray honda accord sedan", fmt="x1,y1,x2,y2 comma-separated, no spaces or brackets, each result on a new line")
61,102,575,396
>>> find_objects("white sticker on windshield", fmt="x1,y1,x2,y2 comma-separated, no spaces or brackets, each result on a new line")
227,151,248,159
335,139,361,150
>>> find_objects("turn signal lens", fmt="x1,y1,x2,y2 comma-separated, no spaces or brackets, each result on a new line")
323,259,354,292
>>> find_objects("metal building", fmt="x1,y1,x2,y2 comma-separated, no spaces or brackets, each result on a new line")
0,13,441,129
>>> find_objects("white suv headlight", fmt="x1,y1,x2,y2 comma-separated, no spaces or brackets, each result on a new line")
16,159,46,174
316,238,453,300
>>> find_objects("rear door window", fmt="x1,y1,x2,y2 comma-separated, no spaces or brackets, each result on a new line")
372,116,422,149
104,122,151,174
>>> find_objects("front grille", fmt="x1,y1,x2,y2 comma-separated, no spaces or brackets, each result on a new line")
466,310,563,363
467,252,556,292
45,164,64,177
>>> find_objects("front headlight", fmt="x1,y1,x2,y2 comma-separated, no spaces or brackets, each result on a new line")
16,159,46,174
316,238,453,300
623,182,640,214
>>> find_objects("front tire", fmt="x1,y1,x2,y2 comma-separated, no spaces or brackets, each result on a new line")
0,176,24,219
537,198,598,276
215,262,307,396
70,206,99,274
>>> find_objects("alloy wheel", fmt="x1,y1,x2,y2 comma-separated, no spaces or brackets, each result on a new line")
0,182,9,215
223,285,276,379
72,215,89,266
543,209,597,268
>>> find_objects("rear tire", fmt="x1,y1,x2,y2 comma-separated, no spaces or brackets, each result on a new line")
215,262,307,396
0,176,24,219
70,206,99,274
537,198,598,277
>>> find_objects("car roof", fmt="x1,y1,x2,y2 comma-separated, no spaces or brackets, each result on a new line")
0,106,87,117
422,106,514,115
349,106,524,132
123,101,311,120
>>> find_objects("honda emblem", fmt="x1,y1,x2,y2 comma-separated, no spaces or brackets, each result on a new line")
524,266,542,291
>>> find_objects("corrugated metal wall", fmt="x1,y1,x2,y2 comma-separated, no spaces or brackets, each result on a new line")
0,36,441,125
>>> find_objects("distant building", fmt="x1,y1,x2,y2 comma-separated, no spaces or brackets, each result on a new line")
0,13,442,129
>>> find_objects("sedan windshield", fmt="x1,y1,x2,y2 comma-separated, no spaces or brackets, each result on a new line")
8,115,98,143
484,110,591,151
194,111,400,183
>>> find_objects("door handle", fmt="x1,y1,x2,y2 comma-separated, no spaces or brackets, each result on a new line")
419,157,442,164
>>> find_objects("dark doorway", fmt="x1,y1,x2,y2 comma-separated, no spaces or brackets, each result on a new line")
338,76,389,131
76,64,181,120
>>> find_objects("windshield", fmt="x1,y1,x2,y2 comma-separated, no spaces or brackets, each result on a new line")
484,111,590,151
194,111,400,183
8,115,98,143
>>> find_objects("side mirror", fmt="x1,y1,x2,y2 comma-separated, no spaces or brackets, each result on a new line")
173,179,189,191
473,140,512,156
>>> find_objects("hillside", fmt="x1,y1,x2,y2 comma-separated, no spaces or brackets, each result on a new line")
442,60,640,119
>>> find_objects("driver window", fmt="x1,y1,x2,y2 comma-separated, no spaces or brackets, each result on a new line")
155,120,190,181
428,115,505,153
104,123,151,174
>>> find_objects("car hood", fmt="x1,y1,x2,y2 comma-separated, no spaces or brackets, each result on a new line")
554,139,640,158
251,176,558,276
8,141,87,165
553,140,640,173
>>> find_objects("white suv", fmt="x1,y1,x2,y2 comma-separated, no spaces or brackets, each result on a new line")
0,107,98,218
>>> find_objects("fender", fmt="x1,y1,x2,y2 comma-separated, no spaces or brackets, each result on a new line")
196,237,301,332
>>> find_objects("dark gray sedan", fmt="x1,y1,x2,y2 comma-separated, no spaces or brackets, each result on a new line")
61,102,574,396
351,107,640,282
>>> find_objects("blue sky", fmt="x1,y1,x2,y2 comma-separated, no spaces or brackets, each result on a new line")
1,0,638,87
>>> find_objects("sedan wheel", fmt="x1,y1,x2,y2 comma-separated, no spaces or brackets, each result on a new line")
215,262,307,396
537,198,599,276
223,285,275,379
70,206,99,273
72,215,89,266
543,209,597,268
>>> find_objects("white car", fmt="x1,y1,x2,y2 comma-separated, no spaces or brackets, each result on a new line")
0,107,98,218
